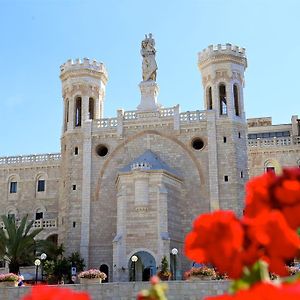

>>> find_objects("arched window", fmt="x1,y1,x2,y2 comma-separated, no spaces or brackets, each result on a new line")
233,84,240,116
75,97,82,127
206,86,213,110
219,84,227,115
89,98,95,120
37,177,46,192
7,209,17,220
35,208,44,220
8,176,18,194
64,99,69,131
264,160,280,174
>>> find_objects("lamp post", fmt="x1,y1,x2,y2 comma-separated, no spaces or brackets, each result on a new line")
40,253,47,281
131,255,138,281
34,259,41,284
171,248,178,280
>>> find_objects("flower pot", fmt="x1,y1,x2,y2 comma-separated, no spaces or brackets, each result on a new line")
79,277,102,284
0,281,18,287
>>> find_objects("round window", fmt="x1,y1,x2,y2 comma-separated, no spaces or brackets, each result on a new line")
191,138,205,150
96,144,109,157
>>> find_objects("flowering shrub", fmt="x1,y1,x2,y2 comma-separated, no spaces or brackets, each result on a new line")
78,269,107,280
22,285,90,300
0,273,19,282
137,168,300,299
184,266,216,279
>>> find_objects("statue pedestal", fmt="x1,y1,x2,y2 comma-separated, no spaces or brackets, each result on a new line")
137,81,160,111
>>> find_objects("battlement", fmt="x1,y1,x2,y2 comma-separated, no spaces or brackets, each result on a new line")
60,58,108,78
198,43,246,65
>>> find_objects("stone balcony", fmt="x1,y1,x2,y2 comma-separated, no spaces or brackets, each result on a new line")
248,136,300,148
0,218,57,230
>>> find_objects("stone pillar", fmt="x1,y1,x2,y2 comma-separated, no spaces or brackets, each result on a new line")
206,110,220,211
157,184,170,260
117,109,124,137
80,119,92,266
137,81,160,111
173,104,180,132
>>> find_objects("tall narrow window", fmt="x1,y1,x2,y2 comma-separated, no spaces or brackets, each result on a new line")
206,87,213,110
10,181,17,193
219,84,227,115
37,180,45,192
75,97,82,127
89,98,95,119
233,84,240,116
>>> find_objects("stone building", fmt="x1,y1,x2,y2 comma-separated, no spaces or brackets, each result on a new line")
0,37,299,281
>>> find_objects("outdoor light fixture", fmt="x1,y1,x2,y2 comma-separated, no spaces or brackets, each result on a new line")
34,259,41,284
131,255,138,281
171,248,178,280
40,253,47,281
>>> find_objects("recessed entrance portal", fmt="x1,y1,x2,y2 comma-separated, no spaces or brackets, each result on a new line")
129,251,156,281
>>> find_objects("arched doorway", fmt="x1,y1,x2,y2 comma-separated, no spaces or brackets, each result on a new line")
128,251,156,281
100,264,109,282
46,234,58,246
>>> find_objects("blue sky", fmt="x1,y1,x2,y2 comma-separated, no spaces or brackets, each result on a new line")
0,0,299,156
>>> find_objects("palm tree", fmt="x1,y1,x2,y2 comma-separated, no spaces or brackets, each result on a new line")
0,215,43,274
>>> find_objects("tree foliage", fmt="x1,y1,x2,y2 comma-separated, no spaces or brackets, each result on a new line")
0,215,43,274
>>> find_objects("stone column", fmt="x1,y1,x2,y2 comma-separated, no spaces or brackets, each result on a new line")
206,110,220,211
80,119,92,266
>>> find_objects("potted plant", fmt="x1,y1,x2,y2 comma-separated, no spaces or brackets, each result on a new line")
0,273,19,287
184,266,216,281
157,256,171,281
78,269,107,284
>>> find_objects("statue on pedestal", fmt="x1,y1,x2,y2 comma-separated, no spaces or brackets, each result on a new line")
141,33,157,81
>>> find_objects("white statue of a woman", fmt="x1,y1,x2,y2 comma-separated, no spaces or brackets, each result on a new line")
141,33,158,81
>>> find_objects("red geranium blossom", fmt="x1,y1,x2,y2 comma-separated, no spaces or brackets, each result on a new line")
245,168,300,229
244,211,300,276
22,285,90,300
205,280,300,300
184,211,245,278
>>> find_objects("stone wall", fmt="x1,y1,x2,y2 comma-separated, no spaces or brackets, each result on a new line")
0,280,229,300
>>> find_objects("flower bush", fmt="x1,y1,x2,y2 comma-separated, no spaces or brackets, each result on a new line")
78,269,107,280
0,273,19,282
22,285,90,300
137,167,300,299
184,266,216,280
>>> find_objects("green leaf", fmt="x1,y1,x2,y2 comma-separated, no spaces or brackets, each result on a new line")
229,260,271,294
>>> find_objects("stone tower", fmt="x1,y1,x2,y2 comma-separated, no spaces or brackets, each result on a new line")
198,44,248,214
59,58,108,263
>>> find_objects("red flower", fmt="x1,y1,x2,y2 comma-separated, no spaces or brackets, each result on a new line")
22,285,90,300
184,211,245,278
244,211,300,275
205,280,300,300
245,168,300,229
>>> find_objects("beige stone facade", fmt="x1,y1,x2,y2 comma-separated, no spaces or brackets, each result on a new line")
0,42,299,282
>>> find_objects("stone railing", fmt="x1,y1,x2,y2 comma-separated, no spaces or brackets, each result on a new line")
180,110,207,123
124,110,137,120
0,219,57,230
32,218,57,228
0,153,61,165
96,118,118,128
159,107,175,117
248,136,300,148
93,107,207,133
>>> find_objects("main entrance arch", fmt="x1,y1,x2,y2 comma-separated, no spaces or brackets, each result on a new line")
129,251,156,281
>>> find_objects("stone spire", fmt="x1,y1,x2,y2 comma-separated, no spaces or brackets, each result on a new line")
137,33,160,111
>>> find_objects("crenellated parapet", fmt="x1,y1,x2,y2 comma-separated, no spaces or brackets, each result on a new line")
198,43,247,69
60,58,108,82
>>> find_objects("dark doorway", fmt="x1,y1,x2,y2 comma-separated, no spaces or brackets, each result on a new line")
100,264,109,282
